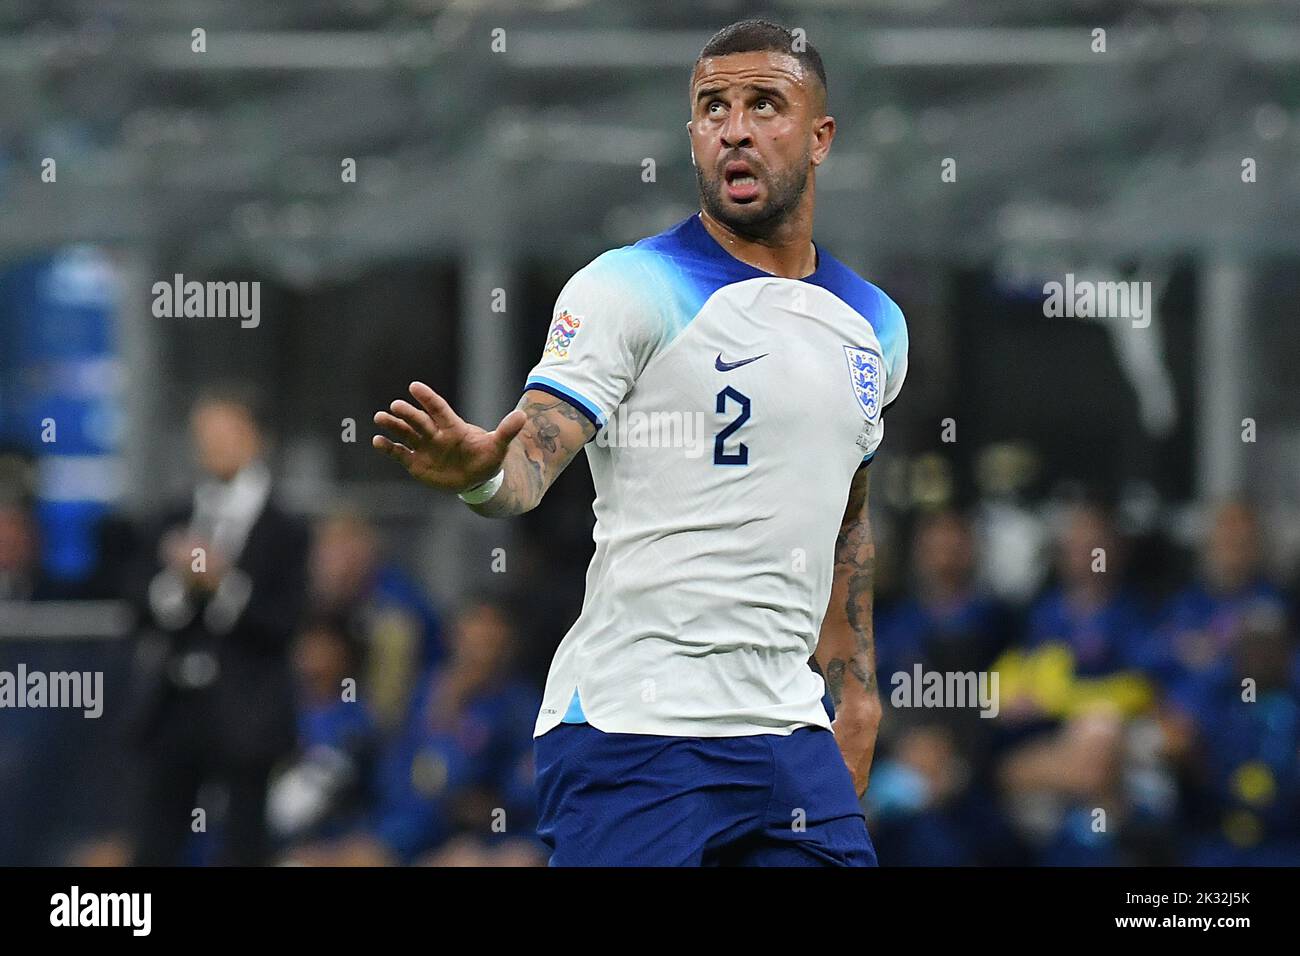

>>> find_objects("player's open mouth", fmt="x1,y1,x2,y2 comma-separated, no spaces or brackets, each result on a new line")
724,162,760,202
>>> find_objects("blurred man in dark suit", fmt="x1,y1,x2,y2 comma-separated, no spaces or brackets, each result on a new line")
129,386,309,865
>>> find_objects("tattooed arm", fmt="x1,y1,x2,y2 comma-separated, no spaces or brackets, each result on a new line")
814,461,883,797
469,389,596,517
373,382,594,517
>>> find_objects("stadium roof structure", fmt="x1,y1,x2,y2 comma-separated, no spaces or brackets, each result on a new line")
2,0,1298,281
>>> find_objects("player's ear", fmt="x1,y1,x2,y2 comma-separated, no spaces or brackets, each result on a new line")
685,121,696,166
810,114,835,166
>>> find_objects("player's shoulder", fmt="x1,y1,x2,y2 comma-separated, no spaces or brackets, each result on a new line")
810,248,908,364
568,215,701,286
560,236,666,310
812,249,906,333
580,212,735,283
560,216,708,318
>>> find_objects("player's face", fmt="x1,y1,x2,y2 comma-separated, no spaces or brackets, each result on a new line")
687,51,829,233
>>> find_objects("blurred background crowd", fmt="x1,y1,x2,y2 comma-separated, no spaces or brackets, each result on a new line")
868,496,1299,866
2,395,1297,866
3,1,1300,865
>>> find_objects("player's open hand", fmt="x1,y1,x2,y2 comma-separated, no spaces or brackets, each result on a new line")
372,381,525,494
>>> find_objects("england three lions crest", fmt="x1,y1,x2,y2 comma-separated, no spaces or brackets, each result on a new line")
844,346,883,425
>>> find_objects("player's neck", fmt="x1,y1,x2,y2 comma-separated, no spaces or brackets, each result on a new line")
697,208,818,280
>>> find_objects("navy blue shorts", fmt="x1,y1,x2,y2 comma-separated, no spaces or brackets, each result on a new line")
534,722,877,866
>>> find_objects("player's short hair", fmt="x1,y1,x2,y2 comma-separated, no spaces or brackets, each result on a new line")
695,19,828,111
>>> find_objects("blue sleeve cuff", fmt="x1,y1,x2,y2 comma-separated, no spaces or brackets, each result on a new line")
522,376,606,430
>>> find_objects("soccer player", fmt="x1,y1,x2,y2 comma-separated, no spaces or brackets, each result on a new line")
372,18,909,866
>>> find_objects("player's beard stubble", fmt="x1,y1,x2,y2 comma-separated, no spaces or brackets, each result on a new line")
695,146,812,239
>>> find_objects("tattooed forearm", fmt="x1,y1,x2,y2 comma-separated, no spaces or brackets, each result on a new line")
827,519,878,704
816,465,881,717
469,394,595,517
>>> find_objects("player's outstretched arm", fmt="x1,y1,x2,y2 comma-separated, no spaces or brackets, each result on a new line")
816,461,884,797
372,382,594,518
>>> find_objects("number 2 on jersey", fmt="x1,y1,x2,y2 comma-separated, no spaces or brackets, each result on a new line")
714,386,751,465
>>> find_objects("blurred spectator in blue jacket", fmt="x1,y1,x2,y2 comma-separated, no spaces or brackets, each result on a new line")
997,504,1155,726
993,505,1172,864
0,496,72,601
286,598,543,866
1163,609,1300,865
0,494,78,864
310,509,444,731
1146,501,1288,695
868,721,1023,866
876,509,1016,791
268,615,378,849
878,508,1014,680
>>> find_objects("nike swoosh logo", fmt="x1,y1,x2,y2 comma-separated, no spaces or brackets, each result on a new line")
715,352,769,372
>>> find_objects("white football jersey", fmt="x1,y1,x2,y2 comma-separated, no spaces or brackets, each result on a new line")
525,212,908,738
